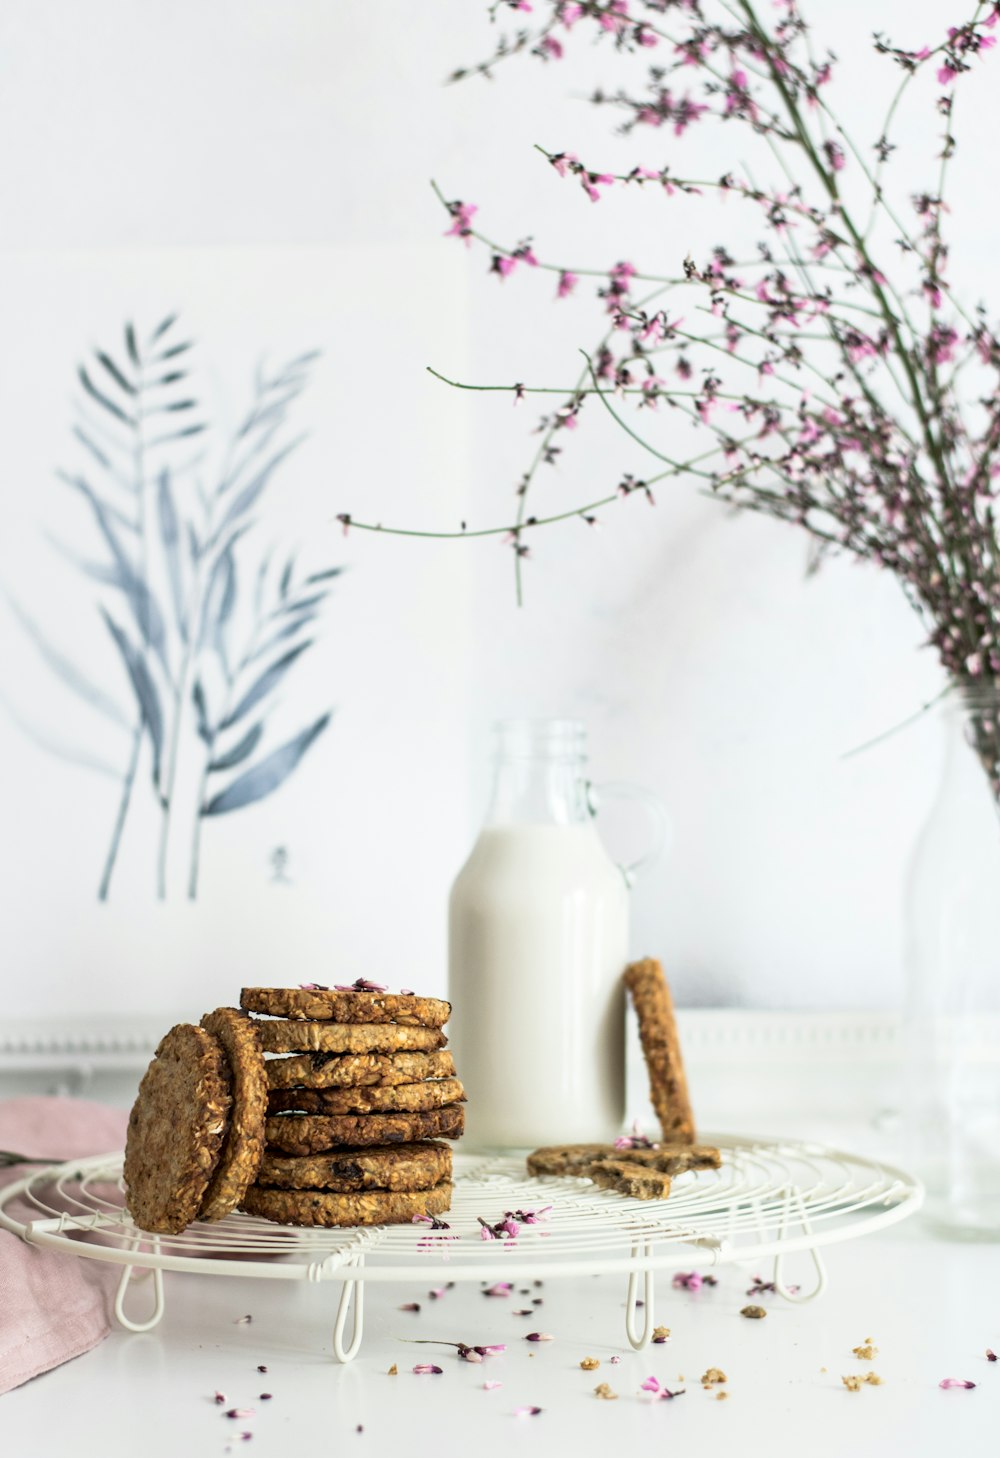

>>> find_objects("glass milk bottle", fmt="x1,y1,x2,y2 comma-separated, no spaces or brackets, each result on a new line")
448,719,664,1149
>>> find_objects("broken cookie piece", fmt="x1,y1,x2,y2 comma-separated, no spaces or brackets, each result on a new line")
587,1159,673,1200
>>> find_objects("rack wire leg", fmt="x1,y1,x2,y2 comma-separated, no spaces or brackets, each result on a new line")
114,1236,166,1332
332,1277,365,1362
624,1244,656,1349
773,1189,828,1303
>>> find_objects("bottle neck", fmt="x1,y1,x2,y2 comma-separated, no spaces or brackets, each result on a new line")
484,720,590,828
942,686,1000,807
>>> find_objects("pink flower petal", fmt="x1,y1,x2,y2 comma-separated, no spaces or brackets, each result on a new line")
939,1377,976,1389
412,1364,443,1375
525,1332,553,1342
484,1281,513,1297
513,1405,543,1416
483,1380,503,1391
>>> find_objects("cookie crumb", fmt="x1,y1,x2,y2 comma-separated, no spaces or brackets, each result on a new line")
716,1391,729,1401
740,1305,767,1319
652,1326,671,1343
820,1366,827,1373
387,1364,398,1376
701,1367,727,1387
852,1341,878,1360
842,1372,883,1391
594,1383,618,1400
580,1357,600,1371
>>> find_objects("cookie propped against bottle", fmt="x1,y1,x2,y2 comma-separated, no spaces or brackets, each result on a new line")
623,955,697,1146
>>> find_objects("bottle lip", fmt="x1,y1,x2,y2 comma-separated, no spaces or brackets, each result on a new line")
492,717,587,761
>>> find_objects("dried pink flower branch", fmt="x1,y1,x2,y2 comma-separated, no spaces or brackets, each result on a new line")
344,0,1000,790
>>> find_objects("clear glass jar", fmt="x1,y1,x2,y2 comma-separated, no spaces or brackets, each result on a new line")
448,719,664,1150
904,686,1000,1237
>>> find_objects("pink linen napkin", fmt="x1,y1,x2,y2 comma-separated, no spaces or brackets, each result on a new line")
0,1096,128,1396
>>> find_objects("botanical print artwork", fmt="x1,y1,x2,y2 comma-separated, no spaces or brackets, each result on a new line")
9,315,339,901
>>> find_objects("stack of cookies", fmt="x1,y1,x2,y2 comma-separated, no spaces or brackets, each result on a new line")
236,984,464,1228
122,986,463,1235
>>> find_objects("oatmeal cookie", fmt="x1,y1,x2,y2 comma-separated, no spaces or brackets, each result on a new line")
265,1048,457,1091
586,1160,673,1200
241,987,450,1027
623,958,696,1144
197,1008,268,1222
124,1023,231,1235
255,1020,445,1055
526,1144,616,1177
267,1077,465,1117
256,1140,452,1193
264,1103,465,1155
240,1180,453,1228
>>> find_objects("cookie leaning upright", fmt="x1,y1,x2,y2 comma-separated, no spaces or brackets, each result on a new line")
124,1023,231,1235
624,957,696,1145
197,1007,268,1222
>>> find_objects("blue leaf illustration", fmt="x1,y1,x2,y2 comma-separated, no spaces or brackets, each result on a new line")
202,714,330,816
78,366,134,427
306,567,345,585
0,684,123,778
279,555,295,598
148,422,207,447
198,530,246,655
249,612,318,662
43,532,124,588
95,351,135,397
209,722,263,772
192,679,211,744
149,313,179,344
102,610,164,789
219,641,313,730
4,591,130,729
278,591,326,617
210,546,237,670
71,425,112,473
67,474,171,673
157,469,188,642
154,341,194,363
274,350,322,383
209,438,304,549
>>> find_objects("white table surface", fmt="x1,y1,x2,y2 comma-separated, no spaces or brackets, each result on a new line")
3,1183,997,1458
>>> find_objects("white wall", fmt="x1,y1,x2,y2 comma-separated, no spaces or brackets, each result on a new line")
0,0,993,1015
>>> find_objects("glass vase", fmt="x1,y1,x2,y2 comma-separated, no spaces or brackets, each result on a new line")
904,685,1000,1237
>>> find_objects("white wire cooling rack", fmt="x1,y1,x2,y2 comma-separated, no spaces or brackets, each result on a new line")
0,1134,922,1362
